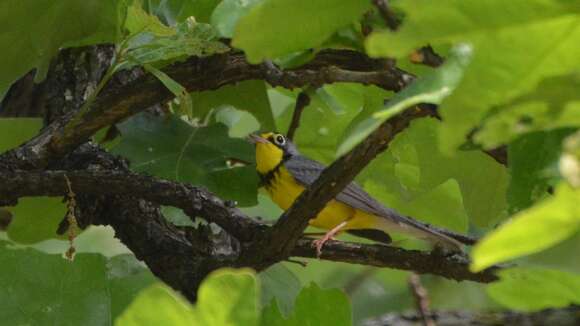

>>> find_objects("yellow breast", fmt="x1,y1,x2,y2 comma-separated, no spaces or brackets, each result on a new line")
264,166,357,230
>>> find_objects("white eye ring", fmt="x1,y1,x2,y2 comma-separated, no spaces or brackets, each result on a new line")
273,134,286,146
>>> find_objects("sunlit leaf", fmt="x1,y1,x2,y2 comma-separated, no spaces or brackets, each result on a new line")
125,0,175,36
233,0,370,63
211,0,263,38
337,44,472,156
117,268,259,326
471,183,580,272
487,267,580,311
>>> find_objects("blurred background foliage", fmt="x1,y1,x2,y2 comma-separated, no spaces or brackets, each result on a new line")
1,0,579,325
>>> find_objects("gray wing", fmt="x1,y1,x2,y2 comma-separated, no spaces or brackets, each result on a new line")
284,155,475,246
284,156,402,219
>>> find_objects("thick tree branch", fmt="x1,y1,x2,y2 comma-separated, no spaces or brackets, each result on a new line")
0,169,497,283
6,50,412,169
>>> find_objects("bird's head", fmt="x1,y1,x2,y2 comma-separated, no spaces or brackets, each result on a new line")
248,132,299,174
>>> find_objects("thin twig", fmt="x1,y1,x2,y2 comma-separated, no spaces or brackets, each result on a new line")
373,0,400,31
286,90,312,140
409,273,436,326
410,46,445,68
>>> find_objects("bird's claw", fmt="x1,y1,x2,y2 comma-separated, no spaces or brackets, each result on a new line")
312,236,334,258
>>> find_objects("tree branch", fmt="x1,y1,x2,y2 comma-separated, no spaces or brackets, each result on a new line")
286,90,312,140
0,169,498,283
5,50,413,169
363,306,580,326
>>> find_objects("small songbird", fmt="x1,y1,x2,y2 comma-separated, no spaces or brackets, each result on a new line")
249,132,472,255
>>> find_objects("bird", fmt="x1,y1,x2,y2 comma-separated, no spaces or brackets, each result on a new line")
249,132,474,256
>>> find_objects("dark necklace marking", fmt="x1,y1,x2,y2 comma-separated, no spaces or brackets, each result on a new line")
259,155,291,187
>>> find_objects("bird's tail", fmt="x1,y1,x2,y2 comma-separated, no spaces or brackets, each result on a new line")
375,213,475,252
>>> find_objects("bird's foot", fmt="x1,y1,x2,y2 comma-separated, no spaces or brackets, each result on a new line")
310,221,348,258
312,235,335,258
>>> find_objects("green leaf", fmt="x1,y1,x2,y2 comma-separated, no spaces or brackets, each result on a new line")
118,268,259,326
474,74,580,147
337,44,472,156
0,243,155,326
365,0,580,58
0,118,42,153
366,0,580,152
487,267,580,311
507,130,573,213
211,0,263,38
360,118,508,227
261,283,351,326
192,80,276,130
193,268,260,325
0,0,125,94
116,284,195,325
6,197,66,244
275,84,372,163
112,113,258,206
215,107,261,138
144,0,221,25
471,183,580,272
143,64,193,118
365,178,468,233
118,20,229,70
233,0,371,63
125,0,176,36
259,264,301,316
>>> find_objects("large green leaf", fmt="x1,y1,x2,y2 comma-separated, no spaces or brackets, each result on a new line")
0,243,155,326
191,80,276,130
360,118,508,228
259,264,301,317
365,178,468,233
5,197,66,244
0,118,42,153
261,283,351,326
117,268,259,326
211,0,263,38
0,0,125,95
116,283,195,325
366,0,580,152
487,267,580,311
233,0,371,63
337,44,472,156
112,113,258,206
474,74,580,148
471,183,580,272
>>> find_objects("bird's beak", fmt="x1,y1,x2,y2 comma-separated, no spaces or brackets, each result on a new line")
247,134,268,144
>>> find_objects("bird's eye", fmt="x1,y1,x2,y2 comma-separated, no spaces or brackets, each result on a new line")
273,134,286,146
